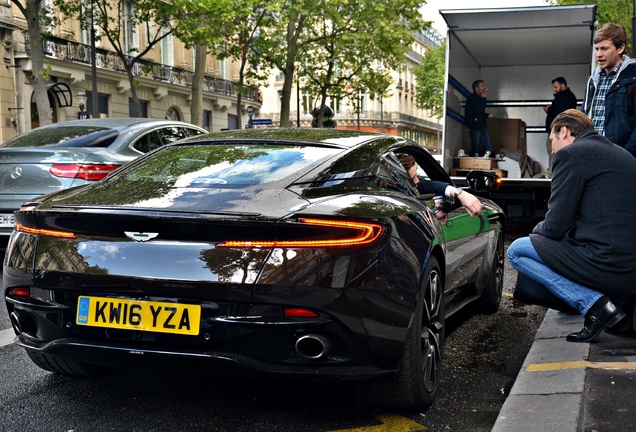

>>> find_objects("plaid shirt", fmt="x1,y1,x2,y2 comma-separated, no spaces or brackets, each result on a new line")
590,60,623,135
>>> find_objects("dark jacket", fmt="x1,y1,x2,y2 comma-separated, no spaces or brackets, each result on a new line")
417,179,448,196
530,129,636,297
545,87,578,131
464,92,488,132
581,57,636,156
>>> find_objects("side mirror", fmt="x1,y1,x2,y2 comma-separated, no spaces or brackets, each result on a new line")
465,170,501,193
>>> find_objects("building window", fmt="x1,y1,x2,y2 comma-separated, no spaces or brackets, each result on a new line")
331,96,341,115
124,2,139,54
160,26,173,66
129,98,148,118
165,106,182,121
357,91,367,114
40,0,54,33
86,91,109,118
301,90,312,115
203,110,212,131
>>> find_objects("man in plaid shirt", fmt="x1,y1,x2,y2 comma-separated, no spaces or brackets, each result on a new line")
581,23,636,157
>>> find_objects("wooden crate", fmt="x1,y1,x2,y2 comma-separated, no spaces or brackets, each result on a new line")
454,157,498,170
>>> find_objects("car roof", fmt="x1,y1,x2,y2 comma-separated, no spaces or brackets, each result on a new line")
34,117,204,131
182,128,400,149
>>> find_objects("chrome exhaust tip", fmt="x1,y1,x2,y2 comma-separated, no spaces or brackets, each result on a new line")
295,334,331,360
10,311,22,334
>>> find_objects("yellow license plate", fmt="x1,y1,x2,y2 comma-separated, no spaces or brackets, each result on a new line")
76,296,201,335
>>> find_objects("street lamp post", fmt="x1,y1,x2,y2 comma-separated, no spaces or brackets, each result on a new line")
296,77,300,128
90,0,98,117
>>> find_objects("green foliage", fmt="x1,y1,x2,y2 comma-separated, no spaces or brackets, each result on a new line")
40,64,53,82
45,0,431,124
550,0,635,55
413,41,446,119
296,0,429,125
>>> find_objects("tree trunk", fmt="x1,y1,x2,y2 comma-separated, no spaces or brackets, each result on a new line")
279,20,300,128
191,42,207,127
126,63,143,117
24,1,52,127
236,48,248,130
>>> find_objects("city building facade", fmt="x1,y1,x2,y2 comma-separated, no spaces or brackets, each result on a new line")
0,2,259,144
0,3,441,155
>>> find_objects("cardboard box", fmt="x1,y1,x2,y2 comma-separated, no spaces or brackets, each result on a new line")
487,118,527,154
455,157,498,170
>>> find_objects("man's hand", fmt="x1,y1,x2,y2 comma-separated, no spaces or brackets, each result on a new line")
457,191,483,217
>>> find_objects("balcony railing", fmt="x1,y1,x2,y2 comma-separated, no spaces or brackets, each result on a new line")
24,32,259,102
269,110,440,130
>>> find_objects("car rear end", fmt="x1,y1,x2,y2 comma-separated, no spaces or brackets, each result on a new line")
3,137,423,378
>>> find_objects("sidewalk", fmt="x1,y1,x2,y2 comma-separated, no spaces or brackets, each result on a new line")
492,309,636,432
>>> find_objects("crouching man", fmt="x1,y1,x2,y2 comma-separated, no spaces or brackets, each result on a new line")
508,109,636,342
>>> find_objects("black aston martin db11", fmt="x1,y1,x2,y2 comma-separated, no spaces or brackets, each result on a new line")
3,128,504,410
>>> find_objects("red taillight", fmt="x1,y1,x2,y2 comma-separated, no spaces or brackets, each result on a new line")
50,163,120,181
10,287,30,297
217,218,384,249
15,222,77,239
284,308,318,317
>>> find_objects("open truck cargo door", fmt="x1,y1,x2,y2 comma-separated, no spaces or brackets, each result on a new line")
439,5,597,223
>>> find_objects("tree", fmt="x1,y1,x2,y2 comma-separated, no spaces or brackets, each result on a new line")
550,0,634,55
214,1,274,129
54,0,185,117
174,0,275,129
12,0,53,127
298,0,428,127
255,2,315,127
413,41,446,120
172,2,235,127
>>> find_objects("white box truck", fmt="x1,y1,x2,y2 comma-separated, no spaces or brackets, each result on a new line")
440,4,597,223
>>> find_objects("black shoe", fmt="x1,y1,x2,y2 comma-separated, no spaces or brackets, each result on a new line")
604,316,634,335
566,296,626,342
605,301,636,335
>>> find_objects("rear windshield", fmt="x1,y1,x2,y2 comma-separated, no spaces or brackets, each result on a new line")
0,126,118,148
111,144,340,187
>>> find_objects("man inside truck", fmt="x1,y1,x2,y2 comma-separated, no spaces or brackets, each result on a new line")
544,77,578,177
581,23,636,157
464,80,495,157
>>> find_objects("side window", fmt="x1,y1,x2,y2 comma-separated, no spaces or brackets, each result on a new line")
183,127,205,137
157,126,188,145
132,131,163,153
380,153,418,195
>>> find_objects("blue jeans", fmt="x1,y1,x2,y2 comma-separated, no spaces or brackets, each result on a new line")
468,129,493,156
507,237,602,314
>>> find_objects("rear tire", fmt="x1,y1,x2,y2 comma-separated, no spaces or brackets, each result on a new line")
480,229,504,314
354,256,445,410
25,350,108,377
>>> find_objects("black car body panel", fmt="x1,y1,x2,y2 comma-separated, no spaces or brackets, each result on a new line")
3,129,505,404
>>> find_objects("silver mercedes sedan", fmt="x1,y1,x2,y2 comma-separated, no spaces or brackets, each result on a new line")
0,118,207,244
